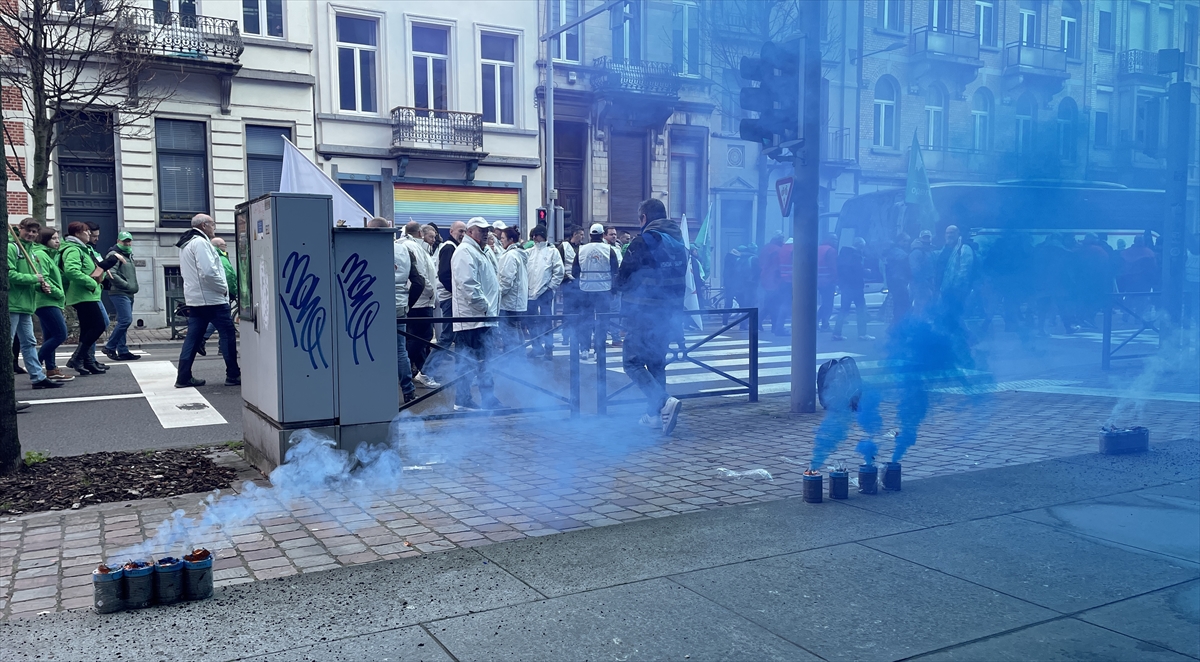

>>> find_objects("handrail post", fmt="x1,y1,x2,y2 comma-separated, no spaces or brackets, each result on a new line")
749,308,759,402
595,314,607,415
569,316,581,418
1102,295,1113,370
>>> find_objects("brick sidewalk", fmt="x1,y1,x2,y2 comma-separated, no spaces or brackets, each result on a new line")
2,390,1197,619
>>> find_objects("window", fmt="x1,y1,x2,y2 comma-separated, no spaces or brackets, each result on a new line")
1156,7,1173,50
930,0,952,31
924,85,946,148
58,0,105,14
551,0,580,62
1057,98,1077,162
673,1,700,76
153,0,196,26
976,1,996,47
1060,1,1080,58
340,182,376,216
156,119,208,224
336,15,378,114
242,0,283,38
971,88,992,150
612,1,641,64
1019,0,1039,45
1186,7,1198,65
1095,91,1111,148
1016,93,1036,154
873,77,898,148
246,126,289,201
1135,94,1159,149
1130,2,1149,51
1098,0,1114,51
879,0,902,31
412,25,449,114
669,133,704,221
481,33,515,126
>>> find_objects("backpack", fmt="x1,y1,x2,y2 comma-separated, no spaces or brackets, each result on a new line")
817,356,862,411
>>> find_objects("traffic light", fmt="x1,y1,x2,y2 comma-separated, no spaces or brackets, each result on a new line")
738,40,802,149
536,207,548,225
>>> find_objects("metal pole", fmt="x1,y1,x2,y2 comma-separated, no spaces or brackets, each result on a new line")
790,7,821,414
1102,296,1112,370
596,315,607,414
749,309,759,402
569,318,581,418
1161,79,1191,334
544,0,556,242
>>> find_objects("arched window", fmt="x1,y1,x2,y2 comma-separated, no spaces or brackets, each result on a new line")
873,77,898,148
1061,0,1081,58
971,88,993,150
924,84,947,147
1058,97,1078,161
1016,93,1037,153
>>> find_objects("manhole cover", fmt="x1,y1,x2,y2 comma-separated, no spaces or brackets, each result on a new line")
176,403,210,411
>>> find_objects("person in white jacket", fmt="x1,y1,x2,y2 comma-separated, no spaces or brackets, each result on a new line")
175,214,239,388
369,217,426,404
497,225,529,352
525,224,563,359
401,221,440,389
451,217,502,410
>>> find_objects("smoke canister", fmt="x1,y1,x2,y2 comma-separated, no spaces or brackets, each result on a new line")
123,561,154,609
802,471,823,503
154,557,183,605
883,462,902,491
183,549,214,601
92,564,124,614
829,470,849,499
858,464,878,494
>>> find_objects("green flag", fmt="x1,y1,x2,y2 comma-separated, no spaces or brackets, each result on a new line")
904,131,938,233
692,202,713,280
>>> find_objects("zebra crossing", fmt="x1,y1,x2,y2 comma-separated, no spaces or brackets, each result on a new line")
591,333,991,396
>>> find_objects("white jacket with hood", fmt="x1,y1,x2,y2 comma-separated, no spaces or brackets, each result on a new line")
451,234,500,331
177,229,229,306
400,234,437,310
526,240,564,300
498,243,529,312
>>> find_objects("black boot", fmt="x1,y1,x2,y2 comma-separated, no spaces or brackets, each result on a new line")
66,349,93,376
81,354,106,375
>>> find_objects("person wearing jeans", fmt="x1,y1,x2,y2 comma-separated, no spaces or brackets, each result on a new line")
59,222,108,377
102,231,140,361
8,217,62,390
177,305,239,387
32,226,71,381
174,214,240,388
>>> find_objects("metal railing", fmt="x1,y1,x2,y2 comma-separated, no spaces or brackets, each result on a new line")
912,25,981,60
116,7,243,62
1003,41,1067,72
591,57,681,97
824,128,853,163
1102,292,1160,369
390,106,484,151
1118,49,1159,76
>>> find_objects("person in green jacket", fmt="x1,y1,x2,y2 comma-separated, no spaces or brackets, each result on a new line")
198,236,238,356
7,218,62,389
32,226,73,382
102,231,141,362
60,221,108,376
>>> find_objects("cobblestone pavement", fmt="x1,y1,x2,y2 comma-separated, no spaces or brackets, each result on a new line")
2,389,1197,620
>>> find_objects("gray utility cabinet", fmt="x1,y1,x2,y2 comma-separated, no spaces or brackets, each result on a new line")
235,193,397,471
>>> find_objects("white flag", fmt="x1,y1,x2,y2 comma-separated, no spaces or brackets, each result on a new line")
278,139,372,228
679,214,702,329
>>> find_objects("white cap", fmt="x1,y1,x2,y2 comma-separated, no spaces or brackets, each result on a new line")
590,223,604,235
466,217,490,230
492,220,508,230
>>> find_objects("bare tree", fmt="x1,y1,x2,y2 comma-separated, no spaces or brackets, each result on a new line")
0,0,172,475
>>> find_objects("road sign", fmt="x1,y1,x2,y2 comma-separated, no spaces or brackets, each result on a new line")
776,176,794,216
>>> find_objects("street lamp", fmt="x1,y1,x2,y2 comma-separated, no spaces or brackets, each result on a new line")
851,41,906,63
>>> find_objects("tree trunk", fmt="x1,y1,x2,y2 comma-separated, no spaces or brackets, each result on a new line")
0,189,23,476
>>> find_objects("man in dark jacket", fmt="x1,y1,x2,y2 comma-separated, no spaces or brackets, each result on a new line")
615,198,687,435
884,233,911,326
101,231,140,361
426,220,465,380
833,237,874,341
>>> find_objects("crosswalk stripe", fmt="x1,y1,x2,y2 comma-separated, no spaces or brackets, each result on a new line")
126,361,227,429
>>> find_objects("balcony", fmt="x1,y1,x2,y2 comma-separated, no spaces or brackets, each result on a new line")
389,107,487,178
116,7,243,65
920,145,998,179
909,26,983,94
1118,50,1171,86
1003,41,1069,96
823,128,854,164
591,57,681,130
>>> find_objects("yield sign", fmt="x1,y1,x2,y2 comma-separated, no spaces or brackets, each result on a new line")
775,176,795,216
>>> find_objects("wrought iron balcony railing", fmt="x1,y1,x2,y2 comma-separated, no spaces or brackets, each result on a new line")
591,57,681,97
116,7,243,62
911,26,981,60
390,107,484,151
1118,49,1161,77
1003,41,1067,73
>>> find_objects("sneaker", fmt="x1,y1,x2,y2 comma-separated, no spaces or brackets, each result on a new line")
858,335,876,341
116,352,142,361
403,391,416,405
482,396,505,410
660,396,682,435
13,363,26,375
637,414,657,428
175,377,205,388
413,372,441,389
831,334,846,341
225,377,241,386
453,401,480,412
32,378,63,390
45,369,75,382
196,344,207,357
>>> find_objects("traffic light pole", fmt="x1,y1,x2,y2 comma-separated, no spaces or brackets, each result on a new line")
790,3,821,415
1161,77,1192,335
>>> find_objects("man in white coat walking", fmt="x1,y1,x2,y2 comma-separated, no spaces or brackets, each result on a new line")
451,217,502,410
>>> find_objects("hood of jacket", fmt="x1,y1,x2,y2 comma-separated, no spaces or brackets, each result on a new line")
642,216,682,242
175,229,207,249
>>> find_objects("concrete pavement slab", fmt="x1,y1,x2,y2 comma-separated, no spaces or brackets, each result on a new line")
475,495,918,598
837,458,1167,527
1075,580,1200,659
910,617,1193,662
1053,439,1200,485
670,542,1056,662
862,515,1199,613
428,577,818,662
1013,489,1200,564
240,625,453,662
0,549,541,662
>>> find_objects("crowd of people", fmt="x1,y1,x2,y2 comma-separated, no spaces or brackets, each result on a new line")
385,197,687,434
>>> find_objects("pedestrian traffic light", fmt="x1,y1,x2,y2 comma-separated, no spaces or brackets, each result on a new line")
536,207,548,225
738,40,802,148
